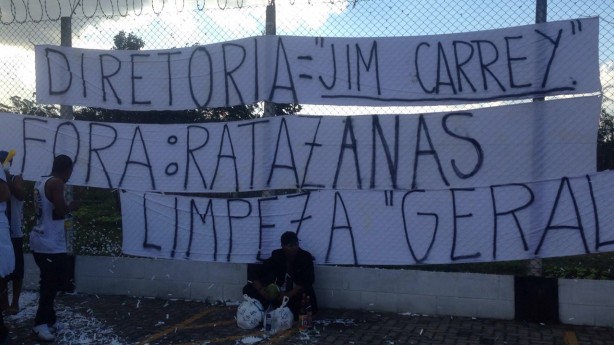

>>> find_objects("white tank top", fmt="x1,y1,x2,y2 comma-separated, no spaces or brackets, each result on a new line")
9,175,23,238
29,176,67,254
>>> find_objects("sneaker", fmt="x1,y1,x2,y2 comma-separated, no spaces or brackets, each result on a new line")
48,321,66,333
32,324,55,342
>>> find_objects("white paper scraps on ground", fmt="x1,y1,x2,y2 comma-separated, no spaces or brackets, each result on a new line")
5,291,126,345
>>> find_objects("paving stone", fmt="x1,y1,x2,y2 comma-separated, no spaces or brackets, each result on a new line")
3,292,614,344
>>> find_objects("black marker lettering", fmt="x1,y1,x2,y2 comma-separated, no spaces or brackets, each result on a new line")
238,120,268,189
53,121,80,165
333,117,362,189
99,54,122,103
267,118,299,188
211,124,239,192
450,188,481,261
534,29,563,88
490,183,533,259
453,40,477,93
257,196,278,261
22,118,47,173
504,36,531,89
268,37,298,103
190,199,218,261
534,177,589,255
318,44,337,90
87,123,117,187
402,190,438,264
588,175,614,251
412,115,450,189
142,194,162,250
188,47,213,108
288,192,313,237
226,198,252,262
46,48,72,95
436,42,457,94
471,40,506,92
158,51,181,106
185,125,209,190
130,53,152,105
222,43,246,106
325,192,358,265
442,112,483,179
119,126,156,190
371,115,398,189
356,41,381,94
300,116,325,189
415,42,435,94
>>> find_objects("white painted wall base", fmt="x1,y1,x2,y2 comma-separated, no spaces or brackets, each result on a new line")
21,255,614,327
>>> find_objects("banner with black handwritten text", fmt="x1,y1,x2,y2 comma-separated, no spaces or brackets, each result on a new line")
120,170,614,265
0,96,600,192
35,18,599,111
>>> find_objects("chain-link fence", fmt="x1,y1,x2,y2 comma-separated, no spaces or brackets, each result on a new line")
0,0,612,114
1,0,614,274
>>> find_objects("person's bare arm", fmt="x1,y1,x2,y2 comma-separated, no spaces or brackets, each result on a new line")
45,177,77,217
0,180,9,203
8,175,24,201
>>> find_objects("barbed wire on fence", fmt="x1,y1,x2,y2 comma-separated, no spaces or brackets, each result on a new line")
0,0,364,23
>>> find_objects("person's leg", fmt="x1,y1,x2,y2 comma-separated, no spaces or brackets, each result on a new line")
0,306,8,345
0,278,8,311
32,252,59,341
33,252,59,326
9,278,22,313
8,237,23,313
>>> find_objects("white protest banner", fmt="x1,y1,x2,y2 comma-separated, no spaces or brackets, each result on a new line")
120,170,614,265
0,96,600,192
35,18,599,111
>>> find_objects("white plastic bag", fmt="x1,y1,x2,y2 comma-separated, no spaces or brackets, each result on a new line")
270,296,294,334
236,294,265,329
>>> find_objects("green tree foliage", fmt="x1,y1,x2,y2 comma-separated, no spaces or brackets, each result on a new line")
113,31,145,50
0,95,59,117
597,108,614,171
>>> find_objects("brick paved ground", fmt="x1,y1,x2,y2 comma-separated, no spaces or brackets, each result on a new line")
4,291,614,345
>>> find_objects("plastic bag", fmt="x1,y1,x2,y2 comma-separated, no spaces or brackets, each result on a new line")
270,296,294,334
236,294,265,329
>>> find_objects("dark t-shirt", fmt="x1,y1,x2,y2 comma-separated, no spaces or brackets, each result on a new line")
258,248,315,291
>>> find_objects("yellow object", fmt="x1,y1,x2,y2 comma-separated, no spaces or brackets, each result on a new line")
3,149,16,165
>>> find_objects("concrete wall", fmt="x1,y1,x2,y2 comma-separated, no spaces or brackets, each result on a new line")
22,254,614,327
559,279,614,327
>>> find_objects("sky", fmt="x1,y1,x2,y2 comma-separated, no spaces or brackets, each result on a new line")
0,0,612,113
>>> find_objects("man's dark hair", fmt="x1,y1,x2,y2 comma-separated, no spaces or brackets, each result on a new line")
52,154,73,173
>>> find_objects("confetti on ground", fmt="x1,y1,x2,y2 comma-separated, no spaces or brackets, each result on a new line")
237,335,263,344
6,291,127,344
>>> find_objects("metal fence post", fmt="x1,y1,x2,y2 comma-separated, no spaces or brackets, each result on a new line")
61,16,75,257
528,0,548,278
263,1,276,118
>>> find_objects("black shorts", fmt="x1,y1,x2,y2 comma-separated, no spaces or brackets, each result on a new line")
6,237,24,281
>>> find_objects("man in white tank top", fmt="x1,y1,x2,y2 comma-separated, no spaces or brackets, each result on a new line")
0,165,13,344
0,150,25,316
30,155,80,342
